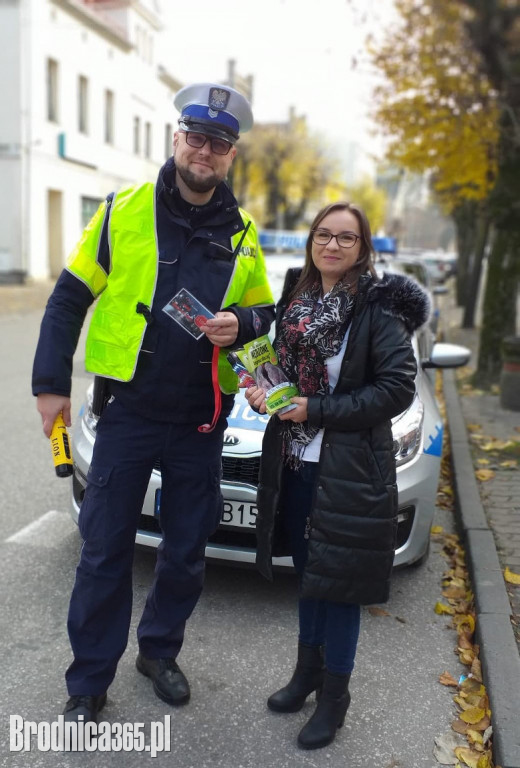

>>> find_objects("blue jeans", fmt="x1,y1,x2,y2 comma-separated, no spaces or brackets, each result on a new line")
280,462,360,675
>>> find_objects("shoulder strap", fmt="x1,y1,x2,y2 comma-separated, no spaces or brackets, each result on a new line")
275,267,302,335
91,192,115,416
95,192,115,275
281,267,302,304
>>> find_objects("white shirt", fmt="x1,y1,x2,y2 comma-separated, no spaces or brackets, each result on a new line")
297,325,351,463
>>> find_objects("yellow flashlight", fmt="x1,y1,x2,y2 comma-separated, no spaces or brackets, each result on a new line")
50,413,73,477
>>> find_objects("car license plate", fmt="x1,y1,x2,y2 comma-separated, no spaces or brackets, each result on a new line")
221,500,258,529
154,491,257,529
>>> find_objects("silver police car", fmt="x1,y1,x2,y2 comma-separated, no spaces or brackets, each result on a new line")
70,256,470,569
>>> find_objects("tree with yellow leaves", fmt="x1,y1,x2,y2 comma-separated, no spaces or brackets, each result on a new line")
370,0,499,320
232,115,336,230
343,177,388,235
371,0,498,200
371,0,520,384
455,0,520,385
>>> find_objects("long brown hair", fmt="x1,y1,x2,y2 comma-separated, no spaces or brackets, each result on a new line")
289,201,378,300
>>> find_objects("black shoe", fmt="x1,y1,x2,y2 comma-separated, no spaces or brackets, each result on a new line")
63,694,107,724
268,643,324,713
297,672,351,750
136,652,190,706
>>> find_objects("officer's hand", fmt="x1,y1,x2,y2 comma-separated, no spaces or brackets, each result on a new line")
245,385,267,414
200,311,239,347
37,393,72,438
278,397,308,423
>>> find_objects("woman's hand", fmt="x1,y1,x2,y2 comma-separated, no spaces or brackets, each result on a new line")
245,385,267,414
278,396,308,422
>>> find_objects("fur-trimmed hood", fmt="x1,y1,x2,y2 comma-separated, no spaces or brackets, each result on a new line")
363,272,431,333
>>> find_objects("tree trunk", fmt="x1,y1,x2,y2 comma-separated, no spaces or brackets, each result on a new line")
284,197,308,230
462,213,490,329
453,200,478,307
234,155,250,208
474,228,519,387
264,171,282,230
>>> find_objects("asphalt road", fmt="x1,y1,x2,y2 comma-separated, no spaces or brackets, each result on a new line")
1,307,463,768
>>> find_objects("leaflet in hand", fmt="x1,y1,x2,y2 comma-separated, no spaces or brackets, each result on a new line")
228,335,299,415
162,288,214,340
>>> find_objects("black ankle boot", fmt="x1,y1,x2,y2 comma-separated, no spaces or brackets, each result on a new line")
297,670,351,750
267,643,324,713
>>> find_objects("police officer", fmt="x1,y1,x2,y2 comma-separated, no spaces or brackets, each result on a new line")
32,83,275,723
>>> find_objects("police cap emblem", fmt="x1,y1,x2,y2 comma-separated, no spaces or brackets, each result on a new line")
209,88,231,110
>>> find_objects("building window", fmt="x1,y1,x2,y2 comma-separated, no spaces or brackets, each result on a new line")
133,116,141,154
164,123,172,160
78,75,89,134
145,122,152,159
81,196,103,229
104,90,114,144
47,59,59,122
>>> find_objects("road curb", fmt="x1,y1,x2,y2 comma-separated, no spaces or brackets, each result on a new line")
444,369,520,768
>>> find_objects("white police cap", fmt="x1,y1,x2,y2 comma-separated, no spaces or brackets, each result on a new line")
174,82,253,143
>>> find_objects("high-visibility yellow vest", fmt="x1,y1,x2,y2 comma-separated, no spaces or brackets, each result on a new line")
66,182,273,393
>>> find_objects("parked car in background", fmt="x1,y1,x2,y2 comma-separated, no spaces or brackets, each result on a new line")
70,255,470,571
418,251,457,284
435,251,458,278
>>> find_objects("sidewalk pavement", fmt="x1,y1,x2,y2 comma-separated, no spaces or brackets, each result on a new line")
3,278,520,765
0,278,55,315
441,295,520,768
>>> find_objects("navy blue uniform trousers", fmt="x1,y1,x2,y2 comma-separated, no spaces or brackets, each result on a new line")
66,397,224,696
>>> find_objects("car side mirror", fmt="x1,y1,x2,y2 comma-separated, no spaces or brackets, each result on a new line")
422,342,471,369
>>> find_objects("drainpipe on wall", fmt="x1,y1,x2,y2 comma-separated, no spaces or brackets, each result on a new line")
19,0,31,283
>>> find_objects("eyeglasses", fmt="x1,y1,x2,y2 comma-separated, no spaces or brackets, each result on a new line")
311,229,361,249
183,131,233,156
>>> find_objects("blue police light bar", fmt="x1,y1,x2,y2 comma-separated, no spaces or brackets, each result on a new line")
372,236,397,254
259,230,308,251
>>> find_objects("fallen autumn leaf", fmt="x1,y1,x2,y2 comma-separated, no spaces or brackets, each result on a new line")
440,671,459,687
460,707,486,724
475,469,495,482
504,566,520,585
435,601,455,615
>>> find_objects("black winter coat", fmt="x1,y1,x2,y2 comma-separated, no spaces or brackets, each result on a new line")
255,269,431,605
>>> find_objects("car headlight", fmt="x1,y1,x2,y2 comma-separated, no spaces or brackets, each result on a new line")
392,395,424,466
82,387,99,436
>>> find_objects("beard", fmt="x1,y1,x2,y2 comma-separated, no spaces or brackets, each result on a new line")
175,160,224,194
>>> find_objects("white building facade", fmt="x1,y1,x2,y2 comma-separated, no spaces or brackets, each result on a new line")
0,0,182,281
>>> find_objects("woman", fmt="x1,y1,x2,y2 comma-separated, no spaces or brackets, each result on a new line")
246,202,430,750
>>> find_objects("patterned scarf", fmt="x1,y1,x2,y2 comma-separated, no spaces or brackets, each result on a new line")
275,276,357,467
